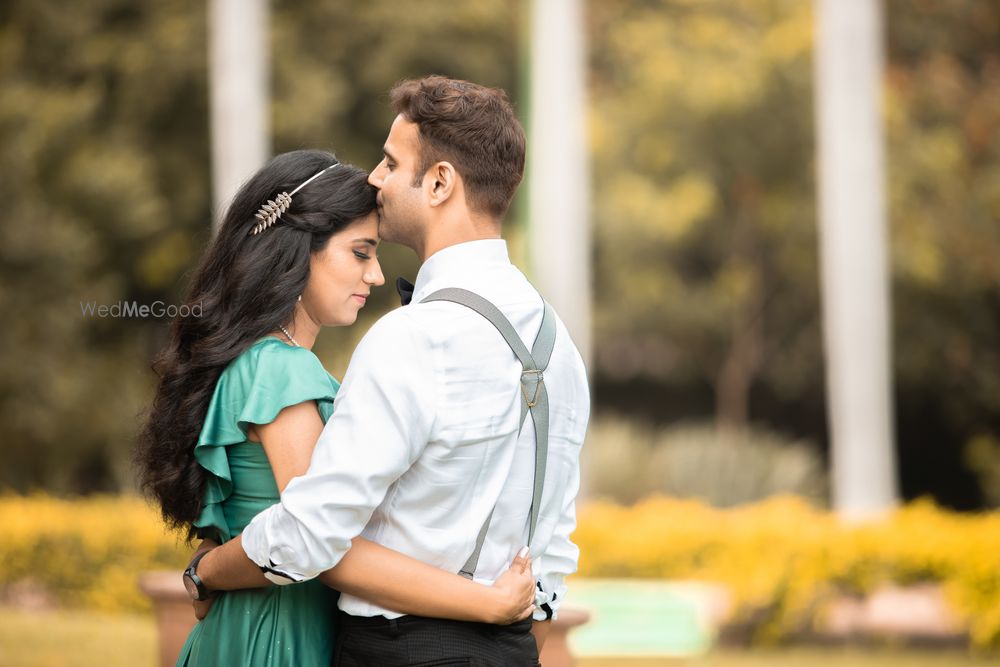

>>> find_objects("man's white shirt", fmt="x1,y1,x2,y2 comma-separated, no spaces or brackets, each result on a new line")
241,239,590,620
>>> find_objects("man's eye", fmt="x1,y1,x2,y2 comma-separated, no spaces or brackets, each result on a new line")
354,250,371,260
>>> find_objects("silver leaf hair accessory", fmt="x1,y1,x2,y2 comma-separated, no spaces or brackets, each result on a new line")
250,162,341,235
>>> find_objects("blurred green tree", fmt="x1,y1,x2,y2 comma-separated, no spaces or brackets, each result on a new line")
588,0,818,430
884,0,1000,503
0,0,211,492
0,0,520,493
0,0,997,508
587,0,1000,507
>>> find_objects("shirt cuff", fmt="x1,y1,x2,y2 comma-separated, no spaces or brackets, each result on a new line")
241,505,305,586
533,578,566,621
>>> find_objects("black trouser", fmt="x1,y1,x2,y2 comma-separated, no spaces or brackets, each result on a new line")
333,611,540,667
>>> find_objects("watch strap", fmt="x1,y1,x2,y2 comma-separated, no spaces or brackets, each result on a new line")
184,548,217,601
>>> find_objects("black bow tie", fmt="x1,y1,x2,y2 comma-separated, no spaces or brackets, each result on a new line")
396,277,415,306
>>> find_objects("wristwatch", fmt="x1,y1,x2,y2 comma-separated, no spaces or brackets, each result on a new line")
183,549,218,601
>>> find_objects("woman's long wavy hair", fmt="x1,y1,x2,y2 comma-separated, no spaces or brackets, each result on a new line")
136,149,377,534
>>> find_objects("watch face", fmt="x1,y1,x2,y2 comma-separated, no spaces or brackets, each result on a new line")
183,573,200,599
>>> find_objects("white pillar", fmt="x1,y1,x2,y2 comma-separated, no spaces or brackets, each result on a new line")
209,0,270,231
528,0,592,366
814,0,898,516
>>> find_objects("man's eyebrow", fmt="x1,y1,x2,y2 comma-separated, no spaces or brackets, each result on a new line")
382,146,398,163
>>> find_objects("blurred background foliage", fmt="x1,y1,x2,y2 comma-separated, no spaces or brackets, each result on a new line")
573,495,1000,649
6,494,1000,649
0,0,998,511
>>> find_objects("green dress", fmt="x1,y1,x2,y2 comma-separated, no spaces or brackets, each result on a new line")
176,337,341,667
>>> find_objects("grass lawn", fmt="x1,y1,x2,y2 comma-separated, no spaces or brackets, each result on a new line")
581,649,995,667
0,606,155,667
0,605,992,667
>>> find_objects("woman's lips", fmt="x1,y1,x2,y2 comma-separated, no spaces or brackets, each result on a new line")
352,294,368,305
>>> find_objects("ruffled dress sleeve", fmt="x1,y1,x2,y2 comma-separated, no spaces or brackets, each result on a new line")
191,339,339,542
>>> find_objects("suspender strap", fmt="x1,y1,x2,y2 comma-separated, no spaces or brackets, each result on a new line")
421,288,557,579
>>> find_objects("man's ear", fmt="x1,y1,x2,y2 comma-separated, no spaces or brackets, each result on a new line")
426,161,457,207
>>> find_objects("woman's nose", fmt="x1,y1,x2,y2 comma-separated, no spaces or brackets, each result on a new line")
365,260,385,286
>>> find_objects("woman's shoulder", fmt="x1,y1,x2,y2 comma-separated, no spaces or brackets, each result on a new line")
242,335,318,363
212,337,340,421
229,337,335,385
195,337,340,462
192,339,338,543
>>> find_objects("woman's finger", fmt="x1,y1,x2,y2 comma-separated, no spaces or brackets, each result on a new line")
192,598,215,620
511,546,530,573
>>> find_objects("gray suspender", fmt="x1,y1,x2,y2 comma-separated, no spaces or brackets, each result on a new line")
420,288,557,579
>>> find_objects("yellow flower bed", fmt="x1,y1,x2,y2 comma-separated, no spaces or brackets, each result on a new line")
2,494,999,650
575,495,1000,650
0,494,188,613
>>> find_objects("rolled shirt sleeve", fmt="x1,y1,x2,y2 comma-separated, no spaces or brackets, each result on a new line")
241,310,436,583
533,449,582,620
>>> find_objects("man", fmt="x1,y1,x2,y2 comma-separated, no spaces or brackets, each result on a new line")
194,75,590,665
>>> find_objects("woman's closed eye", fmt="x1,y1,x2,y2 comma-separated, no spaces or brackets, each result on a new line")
353,250,371,260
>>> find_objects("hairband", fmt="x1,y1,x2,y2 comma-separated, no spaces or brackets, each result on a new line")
249,162,341,235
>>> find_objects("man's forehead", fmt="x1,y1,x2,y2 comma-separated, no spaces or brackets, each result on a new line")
386,114,418,151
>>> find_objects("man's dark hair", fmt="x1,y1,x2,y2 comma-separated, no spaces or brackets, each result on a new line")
390,75,526,219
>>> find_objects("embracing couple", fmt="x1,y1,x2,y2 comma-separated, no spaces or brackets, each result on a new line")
137,75,589,666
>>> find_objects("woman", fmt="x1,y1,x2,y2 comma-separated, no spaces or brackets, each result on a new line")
135,150,535,666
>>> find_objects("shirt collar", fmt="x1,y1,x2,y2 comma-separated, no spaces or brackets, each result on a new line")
411,239,510,301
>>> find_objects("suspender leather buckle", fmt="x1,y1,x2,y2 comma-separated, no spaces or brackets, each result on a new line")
521,369,545,409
